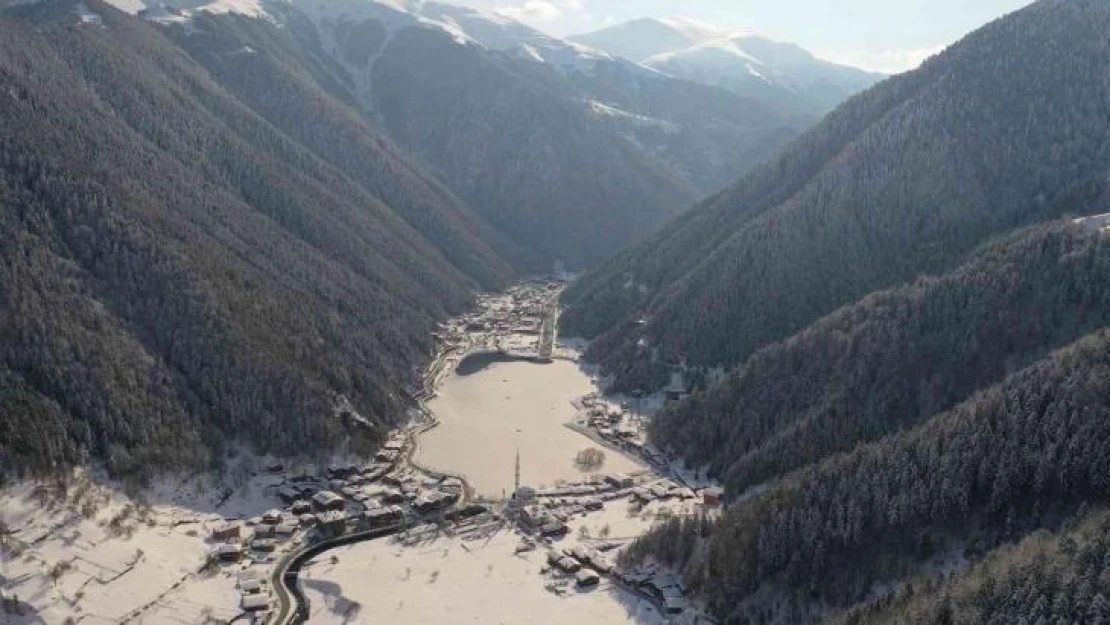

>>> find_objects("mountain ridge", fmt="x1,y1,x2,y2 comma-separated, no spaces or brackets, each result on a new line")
562,0,1110,393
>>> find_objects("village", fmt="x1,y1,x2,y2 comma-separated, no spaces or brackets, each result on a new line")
0,278,721,625
224,278,724,623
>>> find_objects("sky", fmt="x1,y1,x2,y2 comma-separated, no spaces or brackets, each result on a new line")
450,0,1035,74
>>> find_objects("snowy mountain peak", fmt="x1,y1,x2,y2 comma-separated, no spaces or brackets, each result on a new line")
655,16,738,44
101,0,270,21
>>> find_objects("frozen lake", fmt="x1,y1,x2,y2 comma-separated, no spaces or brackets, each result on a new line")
300,352,685,625
414,355,645,499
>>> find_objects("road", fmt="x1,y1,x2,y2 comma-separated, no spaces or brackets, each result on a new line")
271,525,406,624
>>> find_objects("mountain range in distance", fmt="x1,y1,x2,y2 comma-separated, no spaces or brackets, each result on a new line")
572,16,887,115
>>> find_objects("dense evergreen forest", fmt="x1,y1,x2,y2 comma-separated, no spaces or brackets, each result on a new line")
0,0,516,478
583,2,1110,623
628,327,1110,624
653,224,1110,496
830,509,1110,625
562,0,1110,393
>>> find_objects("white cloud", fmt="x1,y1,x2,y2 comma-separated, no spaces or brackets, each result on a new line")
818,45,946,74
496,0,584,23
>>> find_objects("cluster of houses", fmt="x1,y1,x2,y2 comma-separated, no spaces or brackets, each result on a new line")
539,540,691,615
237,569,272,621
459,282,557,337
617,568,689,615
545,544,615,588
437,280,564,362
578,400,667,465
205,433,475,621
530,472,722,511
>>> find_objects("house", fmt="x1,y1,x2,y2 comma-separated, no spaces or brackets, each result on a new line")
441,477,465,492
318,511,347,537
240,579,264,594
519,506,551,529
540,521,569,538
590,555,614,574
631,487,654,503
374,449,400,463
212,522,241,541
413,490,459,514
326,464,359,480
664,390,689,403
216,544,243,562
298,514,318,528
241,594,270,612
380,489,406,505
363,505,405,529
275,522,298,537
605,474,634,489
312,490,346,511
291,500,311,515
251,539,276,553
575,569,600,587
261,509,284,525
555,556,581,574
276,486,301,505
663,594,688,614
702,487,724,507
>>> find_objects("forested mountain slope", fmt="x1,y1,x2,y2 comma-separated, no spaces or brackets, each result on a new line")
652,224,1110,495
286,0,812,268
562,0,1110,392
830,508,1110,625
630,325,1110,624
0,0,514,477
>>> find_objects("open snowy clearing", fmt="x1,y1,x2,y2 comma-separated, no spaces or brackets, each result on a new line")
0,468,296,625
301,499,703,625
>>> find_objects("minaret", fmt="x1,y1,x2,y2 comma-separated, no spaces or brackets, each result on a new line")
514,449,521,494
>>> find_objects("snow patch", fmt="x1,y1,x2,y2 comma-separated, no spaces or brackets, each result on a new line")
102,0,270,22
1074,213,1110,232
657,16,738,43
75,1,104,25
294,0,478,47
587,100,681,134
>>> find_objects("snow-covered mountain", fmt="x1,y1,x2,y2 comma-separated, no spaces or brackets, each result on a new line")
572,17,884,114
570,16,727,62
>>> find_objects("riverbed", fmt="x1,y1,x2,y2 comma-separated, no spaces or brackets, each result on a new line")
413,356,645,499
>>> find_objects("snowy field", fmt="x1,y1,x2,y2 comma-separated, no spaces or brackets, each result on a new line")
301,499,704,625
0,468,295,624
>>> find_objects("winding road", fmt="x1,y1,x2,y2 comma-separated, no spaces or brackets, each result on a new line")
271,525,406,625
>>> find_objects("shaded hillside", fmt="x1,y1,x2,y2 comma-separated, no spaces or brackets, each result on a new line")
629,327,1110,624
289,0,813,269
562,0,1110,392
368,24,694,269
164,9,530,277
0,0,513,477
652,224,1110,494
